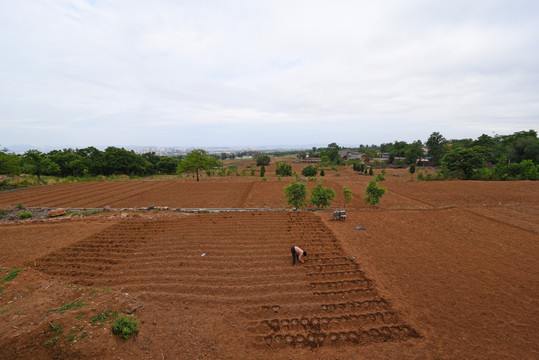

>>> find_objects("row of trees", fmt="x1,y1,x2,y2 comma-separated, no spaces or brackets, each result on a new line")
283,178,386,209
0,147,182,178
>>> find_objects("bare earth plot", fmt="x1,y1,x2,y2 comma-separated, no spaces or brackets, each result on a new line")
0,172,538,359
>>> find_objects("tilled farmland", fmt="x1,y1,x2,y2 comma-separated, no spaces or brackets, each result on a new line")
0,169,538,359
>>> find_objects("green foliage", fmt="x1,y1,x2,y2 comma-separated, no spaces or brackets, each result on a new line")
374,173,385,182
112,315,139,339
352,163,365,173
250,168,255,176
309,181,336,209
320,168,325,176
50,300,87,314
409,164,416,180
0,148,21,175
261,176,268,181
441,146,485,179
342,186,353,208
426,132,448,166
301,165,318,177
368,166,373,176
254,154,271,166
284,180,307,208
364,178,386,207
176,149,220,181
1,269,22,283
417,171,425,181
275,162,292,176
0,306,9,314
18,212,32,219
44,337,60,346
91,309,117,326
260,165,266,177
49,322,63,334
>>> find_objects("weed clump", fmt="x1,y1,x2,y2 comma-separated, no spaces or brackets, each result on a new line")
1,269,22,283
18,212,32,219
112,315,139,339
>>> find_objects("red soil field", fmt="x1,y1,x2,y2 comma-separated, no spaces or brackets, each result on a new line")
0,166,537,359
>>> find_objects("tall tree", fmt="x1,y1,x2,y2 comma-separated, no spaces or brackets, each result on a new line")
177,149,220,181
426,132,448,166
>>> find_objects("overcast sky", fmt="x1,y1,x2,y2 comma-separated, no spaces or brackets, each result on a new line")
1,0,538,149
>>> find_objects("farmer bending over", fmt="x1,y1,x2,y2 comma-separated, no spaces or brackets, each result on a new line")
291,246,307,266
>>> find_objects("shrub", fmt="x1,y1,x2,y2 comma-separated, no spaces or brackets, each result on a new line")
260,165,265,177
301,165,317,177
254,154,270,166
250,168,255,176
275,162,292,176
261,176,267,181
112,315,139,339
320,169,325,177
18,212,32,219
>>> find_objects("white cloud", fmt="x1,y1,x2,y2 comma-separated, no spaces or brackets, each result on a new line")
0,0,538,148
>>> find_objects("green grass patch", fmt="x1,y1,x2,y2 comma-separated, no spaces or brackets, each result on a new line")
112,315,139,339
18,212,32,219
91,309,118,326
48,300,87,314
0,269,22,283
0,210,9,219
44,337,60,346
80,332,88,339
49,322,63,334
0,306,10,314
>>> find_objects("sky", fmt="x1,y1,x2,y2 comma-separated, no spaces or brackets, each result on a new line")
1,0,538,150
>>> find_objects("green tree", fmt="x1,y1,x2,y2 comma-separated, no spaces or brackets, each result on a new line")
0,147,21,175
260,165,266,177
342,186,353,208
426,132,448,166
409,164,416,181
301,165,317,177
284,180,307,208
255,154,271,166
364,178,386,207
156,157,181,174
22,150,60,179
275,162,292,176
441,146,486,179
309,181,336,209
320,168,325,177
177,149,220,181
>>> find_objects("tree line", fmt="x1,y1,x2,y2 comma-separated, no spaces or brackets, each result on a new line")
0,147,182,178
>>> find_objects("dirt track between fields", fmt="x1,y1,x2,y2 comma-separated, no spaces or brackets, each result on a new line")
0,165,538,359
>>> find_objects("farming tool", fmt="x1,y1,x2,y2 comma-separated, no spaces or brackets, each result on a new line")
355,226,371,238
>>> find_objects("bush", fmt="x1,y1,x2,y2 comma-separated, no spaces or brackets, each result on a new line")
275,162,292,177
18,212,32,219
260,165,265,177
301,165,317,177
320,169,325,177
254,154,270,166
112,315,139,339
